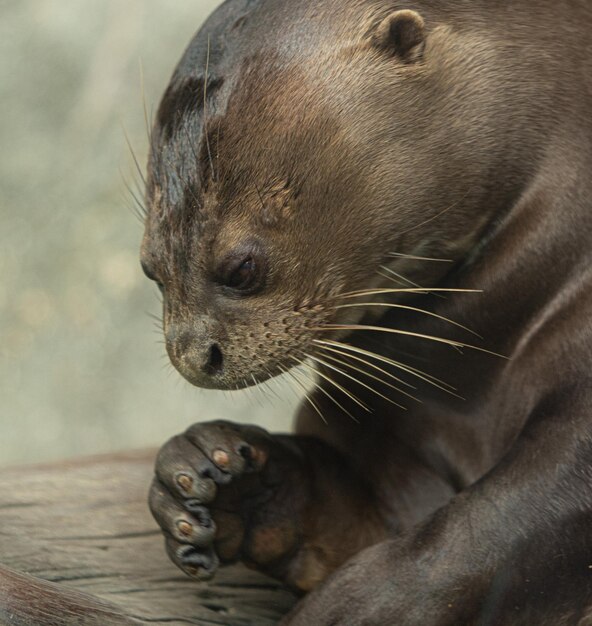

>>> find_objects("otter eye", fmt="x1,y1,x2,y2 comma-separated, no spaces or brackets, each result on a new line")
225,257,257,291
217,243,267,295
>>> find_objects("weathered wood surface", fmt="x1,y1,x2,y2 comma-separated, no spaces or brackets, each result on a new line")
0,451,296,625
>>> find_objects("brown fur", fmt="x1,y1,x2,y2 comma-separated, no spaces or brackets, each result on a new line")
144,1,592,623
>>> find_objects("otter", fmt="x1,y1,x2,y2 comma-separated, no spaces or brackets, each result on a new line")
143,0,592,624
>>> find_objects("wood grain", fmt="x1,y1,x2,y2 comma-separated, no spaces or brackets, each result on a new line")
0,451,296,625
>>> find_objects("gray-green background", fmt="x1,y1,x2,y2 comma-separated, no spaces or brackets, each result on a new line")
0,0,299,467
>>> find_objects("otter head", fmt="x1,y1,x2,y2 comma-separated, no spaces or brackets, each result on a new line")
141,1,509,390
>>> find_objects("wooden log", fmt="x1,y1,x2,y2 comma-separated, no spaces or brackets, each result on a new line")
0,451,296,625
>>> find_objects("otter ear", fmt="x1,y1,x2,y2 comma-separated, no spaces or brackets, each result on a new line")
373,10,426,62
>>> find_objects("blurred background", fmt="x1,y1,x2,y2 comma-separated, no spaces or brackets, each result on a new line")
0,0,298,467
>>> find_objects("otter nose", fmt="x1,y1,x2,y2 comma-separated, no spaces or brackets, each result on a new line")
167,327,225,385
177,332,223,375
203,343,223,376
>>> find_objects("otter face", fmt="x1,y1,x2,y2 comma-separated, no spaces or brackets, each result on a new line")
141,4,492,390
140,99,355,392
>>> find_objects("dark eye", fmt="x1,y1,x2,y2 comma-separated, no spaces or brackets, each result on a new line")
217,242,268,295
225,257,257,291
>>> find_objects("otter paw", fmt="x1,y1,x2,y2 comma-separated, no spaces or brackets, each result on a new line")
149,420,301,580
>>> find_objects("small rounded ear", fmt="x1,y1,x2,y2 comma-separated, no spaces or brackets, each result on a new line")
373,10,426,62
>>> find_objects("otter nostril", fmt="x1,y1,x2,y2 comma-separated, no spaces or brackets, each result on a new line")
204,343,223,376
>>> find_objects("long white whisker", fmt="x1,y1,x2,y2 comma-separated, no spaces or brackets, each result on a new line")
388,252,453,263
139,58,152,146
379,265,445,299
333,302,482,338
313,341,415,389
278,364,328,424
292,355,371,413
292,359,359,422
122,126,146,186
276,364,302,402
313,339,462,397
315,348,418,405
202,36,216,181
336,287,481,300
314,343,420,401
261,366,283,401
251,373,268,407
303,352,406,411
312,325,504,359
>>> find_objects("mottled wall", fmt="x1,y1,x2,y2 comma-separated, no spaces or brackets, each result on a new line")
0,0,299,467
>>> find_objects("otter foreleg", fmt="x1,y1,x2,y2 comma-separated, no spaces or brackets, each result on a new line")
149,420,388,592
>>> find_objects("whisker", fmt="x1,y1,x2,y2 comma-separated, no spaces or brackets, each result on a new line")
291,356,360,421
250,375,265,408
333,302,482,338
183,123,204,194
278,364,328,424
396,187,472,237
311,324,505,359
216,120,222,183
292,355,371,413
122,126,146,187
146,311,162,323
131,175,146,208
288,362,328,424
388,252,453,263
121,173,147,221
251,373,268,407
314,340,415,389
380,266,422,289
314,348,417,406
119,170,147,214
202,36,216,181
334,287,481,300
152,287,163,306
139,58,152,147
303,352,406,411
376,269,416,290
313,339,461,396
313,342,420,398
122,196,145,224
260,366,282,401
277,364,303,401
379,265,445,299
241,376,257,406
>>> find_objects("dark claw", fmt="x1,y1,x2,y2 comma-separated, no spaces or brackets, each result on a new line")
177,545,219,578
237,442,264,472
198,459,232,485
185,500,214,529
238,443,252,459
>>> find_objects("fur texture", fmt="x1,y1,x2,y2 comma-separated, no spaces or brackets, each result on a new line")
144,1,592,623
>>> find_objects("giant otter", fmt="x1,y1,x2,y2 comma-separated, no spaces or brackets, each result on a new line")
143,0,592,623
